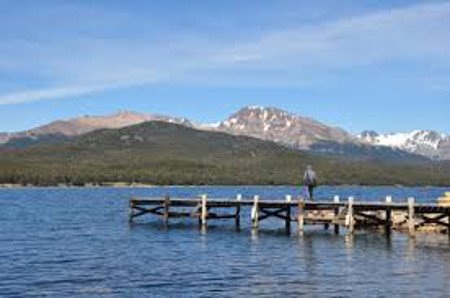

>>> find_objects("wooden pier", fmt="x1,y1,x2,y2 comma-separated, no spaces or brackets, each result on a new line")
129,195,450,236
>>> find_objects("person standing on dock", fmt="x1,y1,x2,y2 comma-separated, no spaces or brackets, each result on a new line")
303,165,317,200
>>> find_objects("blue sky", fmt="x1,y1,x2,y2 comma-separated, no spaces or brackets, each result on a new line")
0,0,450,134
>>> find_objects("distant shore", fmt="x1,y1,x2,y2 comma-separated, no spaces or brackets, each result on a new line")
1,183,448,189
0,182,158,188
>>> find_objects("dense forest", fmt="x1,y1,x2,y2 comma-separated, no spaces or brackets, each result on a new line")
0,122,449,186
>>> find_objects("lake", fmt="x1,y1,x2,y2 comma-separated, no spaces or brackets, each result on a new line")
1,186,449,297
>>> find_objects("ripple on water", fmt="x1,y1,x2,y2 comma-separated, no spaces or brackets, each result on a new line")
0,186,449,297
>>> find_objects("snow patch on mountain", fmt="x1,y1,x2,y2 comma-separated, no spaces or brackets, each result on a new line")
359,130,449,159
195,121,221,129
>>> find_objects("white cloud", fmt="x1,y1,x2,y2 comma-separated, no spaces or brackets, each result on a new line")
1,2,450,104
211,2,450,68
0,85,107,105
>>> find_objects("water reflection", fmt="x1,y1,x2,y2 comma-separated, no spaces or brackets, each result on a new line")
1,186,449,297
199,225,207,236
250,228,259,243
345,234,354,250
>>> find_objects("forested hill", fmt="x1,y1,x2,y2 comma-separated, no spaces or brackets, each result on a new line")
0,121,448,186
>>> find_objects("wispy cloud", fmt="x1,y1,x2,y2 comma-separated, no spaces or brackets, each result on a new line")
210,2,450,71
1,1,450,104
0,85,107,105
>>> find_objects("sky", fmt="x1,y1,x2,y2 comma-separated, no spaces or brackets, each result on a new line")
0,0,450,134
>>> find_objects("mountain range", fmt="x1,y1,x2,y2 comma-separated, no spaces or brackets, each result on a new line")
1,106,449,160
1,120,448,186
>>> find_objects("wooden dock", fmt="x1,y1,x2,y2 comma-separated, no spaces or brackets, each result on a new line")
129,195,450,237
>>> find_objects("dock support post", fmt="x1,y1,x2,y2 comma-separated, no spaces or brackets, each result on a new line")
163,195,170,224
407,197,415,238
448,212,450,238
286,195,292,233
297,198,305,233
347,196,355,234
129,197,135,222
385,196,392,236
252,195,259,229
334,195,340,235
201,194,208,227
236,194,242,229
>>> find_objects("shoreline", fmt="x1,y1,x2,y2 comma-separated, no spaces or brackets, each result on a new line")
1,183,449,189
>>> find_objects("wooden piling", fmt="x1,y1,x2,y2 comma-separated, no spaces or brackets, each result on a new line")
129,197,135,222
448,212,450,238
385,196,392,235
201,194,208,227
236,194,242,228
333,195,340,234
407,197,415,238
297,198,305,232
448,212,450,237
286,195,292,232
163,195,170,224
252,195,259,229
347,196,355,234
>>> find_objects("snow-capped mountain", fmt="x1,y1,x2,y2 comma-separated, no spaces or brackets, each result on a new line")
217,106,356,149
1,106,449,160
359,130,450,159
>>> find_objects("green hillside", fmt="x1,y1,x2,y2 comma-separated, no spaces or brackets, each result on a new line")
0,121,448,186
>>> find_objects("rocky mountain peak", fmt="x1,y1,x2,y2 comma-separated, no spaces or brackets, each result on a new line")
408,130,446,147
360,130,379,138
221,106,295,130
219,106,355,149
359,130,380,143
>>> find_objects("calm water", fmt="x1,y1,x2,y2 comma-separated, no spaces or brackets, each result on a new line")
1,186,449,297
